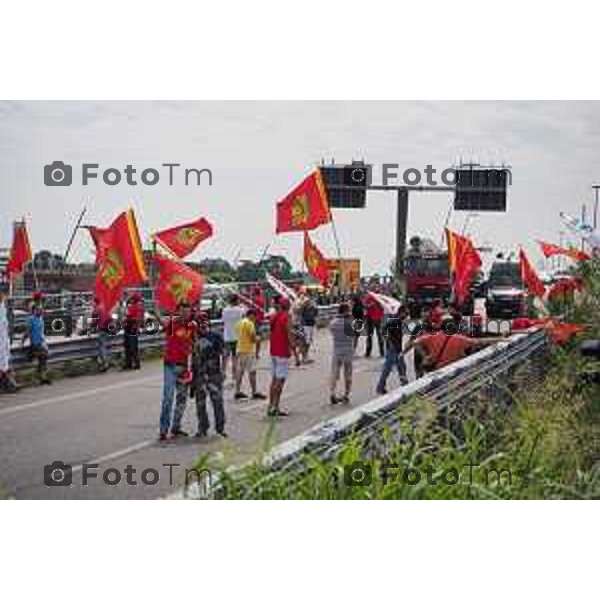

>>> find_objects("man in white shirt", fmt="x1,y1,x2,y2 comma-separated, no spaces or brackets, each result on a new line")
221,294,245,382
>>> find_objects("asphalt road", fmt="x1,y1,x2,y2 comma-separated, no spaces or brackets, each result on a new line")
0,329,415,499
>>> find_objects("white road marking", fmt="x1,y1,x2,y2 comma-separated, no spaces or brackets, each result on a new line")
0,374,161,418
70,440,155,475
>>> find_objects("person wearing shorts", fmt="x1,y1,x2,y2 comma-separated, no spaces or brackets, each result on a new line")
268,297,294,417
221,294,245,382
234,309,266,400
328,302,354,404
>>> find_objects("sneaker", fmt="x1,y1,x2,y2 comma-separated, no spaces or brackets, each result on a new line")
234,392,248,400
217,431,228,438
330,395,340,405
41,378,52,385
195,430,207,438
251,392,267,400
159,432,168,442
171,428,189,437
376,387,387,395
341,395,350,404
267,408,289,417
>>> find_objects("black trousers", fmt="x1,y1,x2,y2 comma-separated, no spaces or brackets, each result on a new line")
365,318,384,357
124,333,140,369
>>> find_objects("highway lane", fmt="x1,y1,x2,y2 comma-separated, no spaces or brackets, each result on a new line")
0,329,414,499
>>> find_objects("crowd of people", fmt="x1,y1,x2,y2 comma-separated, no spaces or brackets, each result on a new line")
0,284,509,443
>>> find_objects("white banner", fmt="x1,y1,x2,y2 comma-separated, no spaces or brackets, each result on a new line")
368,292,401,315
265,272,298,302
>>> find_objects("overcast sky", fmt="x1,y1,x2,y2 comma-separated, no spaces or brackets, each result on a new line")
1,100,598,274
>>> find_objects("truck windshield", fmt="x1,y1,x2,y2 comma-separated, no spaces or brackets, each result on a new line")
489,263,522,288
405,256,449,277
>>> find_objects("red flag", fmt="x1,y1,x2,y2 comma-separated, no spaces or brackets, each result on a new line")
547,276,584,299
153,217,213,259
94,210,147,312
87,226,112,264
6,221,32,279
303,232,329,286
446,229,481,305
544,321,584,345
537,240,590,261
154,254,204,312
519,248,545,298
276,170,331,234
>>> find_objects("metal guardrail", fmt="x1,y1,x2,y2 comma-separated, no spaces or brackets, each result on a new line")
186,329,548,498
9,304,341,372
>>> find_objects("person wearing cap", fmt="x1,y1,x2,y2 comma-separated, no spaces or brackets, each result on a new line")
268,296,294,417
159,301,197,441
123,292,144,370
234,308,266,401
192,311,227,438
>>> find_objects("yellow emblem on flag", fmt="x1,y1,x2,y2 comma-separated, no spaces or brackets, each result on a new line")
167,273,193,304
175,226,202,249
307,248,319,271
291,194,309,227
99,249,125,290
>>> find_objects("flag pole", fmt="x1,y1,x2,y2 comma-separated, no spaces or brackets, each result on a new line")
21,218,39,292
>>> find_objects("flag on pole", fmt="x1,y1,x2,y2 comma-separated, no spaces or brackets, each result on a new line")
152,217,213,259
446,229,482,305
303,232,329,286
6,221,33,279
519,248,545,298
537,240,590,261
265,272,298,302
153,254,204,312
94,209,147,312
276,170,331,234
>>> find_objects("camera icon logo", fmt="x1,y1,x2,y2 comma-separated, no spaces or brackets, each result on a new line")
44,313,74,338
44,461,73,487
342,162,371,188
44,161,73,186
343,461,373,487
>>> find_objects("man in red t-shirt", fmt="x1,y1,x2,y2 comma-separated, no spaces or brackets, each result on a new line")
364,293,385,358
159,301,197,441
268,297,294,417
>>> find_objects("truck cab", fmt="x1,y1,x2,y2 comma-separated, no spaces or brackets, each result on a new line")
404,252,451,316
485,261,528,319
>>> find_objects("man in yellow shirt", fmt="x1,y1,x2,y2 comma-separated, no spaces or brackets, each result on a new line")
234,309,267,400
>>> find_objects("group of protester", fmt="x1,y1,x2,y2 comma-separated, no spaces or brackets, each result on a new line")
0,284,509,445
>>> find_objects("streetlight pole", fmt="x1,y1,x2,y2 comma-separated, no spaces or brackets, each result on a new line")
593,184,600,230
